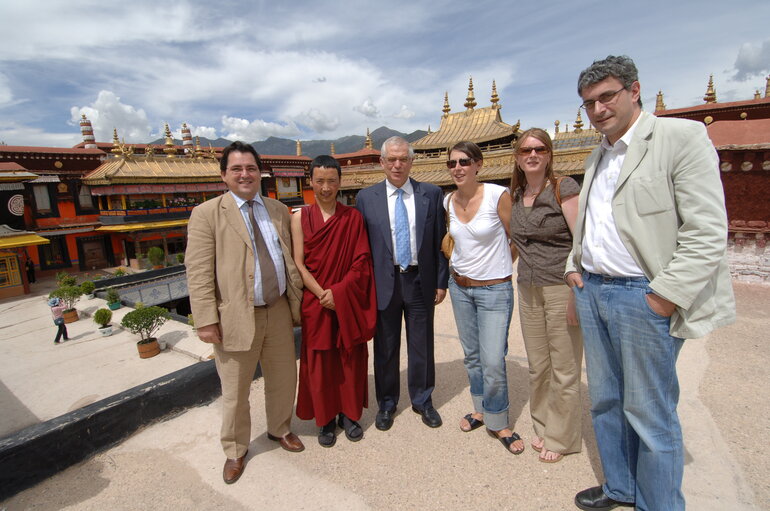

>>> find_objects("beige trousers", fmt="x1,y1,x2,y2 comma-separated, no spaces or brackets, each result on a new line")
213,296,296,458
518,284,583,454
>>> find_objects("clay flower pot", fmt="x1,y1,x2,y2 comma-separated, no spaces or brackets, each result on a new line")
137,338,160,358
63,309,79,324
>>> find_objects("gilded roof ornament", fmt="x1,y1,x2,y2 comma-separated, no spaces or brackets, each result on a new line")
194,136,204,160
703,75,717,103
554,120,560,134
111,128,122,154
442,92,451,118
574,110,584,132
163,123,177,158
655,90,666,111
296,139,302,156
754,90,761,100
512,119,520,132
365,128,373,149
490,80,500,109
145,144,154,160
765,75,770,98
208,143,217,159
330,142,336,155
427,125,432,134
120,139,134,160
464,77,477,110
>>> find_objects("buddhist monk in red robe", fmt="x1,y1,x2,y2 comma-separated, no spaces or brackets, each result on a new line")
291,155,377,447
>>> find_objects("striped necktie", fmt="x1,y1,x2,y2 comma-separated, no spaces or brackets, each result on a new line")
246,200,280,306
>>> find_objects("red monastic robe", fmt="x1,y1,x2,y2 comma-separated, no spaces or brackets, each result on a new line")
296,203,377,426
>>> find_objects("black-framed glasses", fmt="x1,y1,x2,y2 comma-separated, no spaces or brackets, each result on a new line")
446,158,474,169
516,146,549,156
579,87,626,111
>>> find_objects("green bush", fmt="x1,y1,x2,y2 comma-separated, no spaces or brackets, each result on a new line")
93,308,113,328
49,285,81,311
175,253,185,265
56,271,77,287
80,281,95,295
121,306,170,342
147,246,165,266
114,268,127,277
106,288,120,304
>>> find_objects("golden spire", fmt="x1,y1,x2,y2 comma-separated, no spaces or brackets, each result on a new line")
703,74,717,103
574,110,584,132
194,136,204,159
442,92,451,118
655,90,666,111
427,125,432,134
765,75,770,98
364,128,372,149
163,123,177,157
111,128,121,154
754,90,761,100
296,140,302,156
464,77,476,110
490,80,500,109
554,120,560,134
330,142,336,155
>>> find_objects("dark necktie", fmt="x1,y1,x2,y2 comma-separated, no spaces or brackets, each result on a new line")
246,200,280,306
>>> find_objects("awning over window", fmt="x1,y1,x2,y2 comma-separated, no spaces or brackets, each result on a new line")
0,234,51,249
273,169,306,177
96,219,189,232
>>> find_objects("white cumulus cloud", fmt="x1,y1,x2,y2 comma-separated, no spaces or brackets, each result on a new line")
70,91,151,142
221,115,300,141
732,40,770,80
354,98,380,118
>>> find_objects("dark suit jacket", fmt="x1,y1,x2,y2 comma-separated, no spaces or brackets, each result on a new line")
356,178,449,310
185,192,303,351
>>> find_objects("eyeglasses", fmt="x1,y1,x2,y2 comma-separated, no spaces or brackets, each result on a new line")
516,146,549,156
580,87,626,111
383,157,411,165
227,165,260,174
446,158,474,169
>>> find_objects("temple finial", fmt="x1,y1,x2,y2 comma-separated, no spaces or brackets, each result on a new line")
181,123,193,155
464,77,476,110
330,142,336,155
194,136,204,159
765,75,770,98
79,114,97,149
296,140,302,156
754,90,761,100
442,92,451,117
364,128,372,149
703,74,717,103
574,110,584,132
655,90,666,112
554,120,560,134
111,128,121,154
490,80,500,109
163,123,176,157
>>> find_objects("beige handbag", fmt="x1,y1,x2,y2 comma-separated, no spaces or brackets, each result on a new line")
441,192,454,259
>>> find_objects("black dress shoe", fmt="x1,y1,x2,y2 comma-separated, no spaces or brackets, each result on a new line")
318,418,337,448
412,405,442,428
375,409,394,431
574,486,634,511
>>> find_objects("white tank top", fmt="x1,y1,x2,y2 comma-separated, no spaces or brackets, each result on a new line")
444,183,512,280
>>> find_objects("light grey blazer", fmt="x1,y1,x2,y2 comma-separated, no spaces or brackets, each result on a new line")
566,111,736,339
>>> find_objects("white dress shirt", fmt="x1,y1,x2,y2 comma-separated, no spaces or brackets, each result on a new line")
230,191,287,305
385,179,418,266
581,116,646,277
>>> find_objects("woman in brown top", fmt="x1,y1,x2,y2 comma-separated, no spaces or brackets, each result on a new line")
509,128,582,463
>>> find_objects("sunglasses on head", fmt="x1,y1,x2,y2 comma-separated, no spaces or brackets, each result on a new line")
446,158,474,169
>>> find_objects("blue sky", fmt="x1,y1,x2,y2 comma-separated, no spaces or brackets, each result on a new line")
1,0,769,147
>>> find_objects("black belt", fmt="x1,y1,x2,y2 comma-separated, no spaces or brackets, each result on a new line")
396,265,418,273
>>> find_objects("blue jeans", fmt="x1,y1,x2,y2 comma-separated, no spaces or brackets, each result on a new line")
575,272,685,511
448,276,513,431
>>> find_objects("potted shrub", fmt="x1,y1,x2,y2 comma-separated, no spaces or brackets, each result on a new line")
81,280,96,299
49,285,81,323
175,253,184,265
106,288,121,310
93,308,113,336
120,306,171,358
147,246,165,269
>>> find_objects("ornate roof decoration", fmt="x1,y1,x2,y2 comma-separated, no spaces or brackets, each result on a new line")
296,140,302,156
194,136,205,159
181,123,193,153
80,114,97,149
656,91,666,111
365,128,373,149
82,154,222,186
111,129,121,155
573,110,584,132
755,90,762,100
490,80,500,109
766,75,770,98
703,75,717,103
163,123,177,158
442,92,450,118
330,142,336,154
554,120,560,134
463,77,477,110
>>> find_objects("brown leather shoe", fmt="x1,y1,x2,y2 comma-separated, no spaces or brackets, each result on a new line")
267,432,305,452
222,450,247,484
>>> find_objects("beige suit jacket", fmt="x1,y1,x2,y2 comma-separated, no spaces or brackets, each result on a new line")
186,192,303,351
566,112,735,339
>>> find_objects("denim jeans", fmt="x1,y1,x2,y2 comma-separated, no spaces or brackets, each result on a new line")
575,272,685,511
448,276,513,431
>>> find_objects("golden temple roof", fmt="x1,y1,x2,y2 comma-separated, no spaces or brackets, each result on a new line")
82,155,221,185
413,107,516,150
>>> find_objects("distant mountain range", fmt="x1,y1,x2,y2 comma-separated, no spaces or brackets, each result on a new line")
149,126,428,158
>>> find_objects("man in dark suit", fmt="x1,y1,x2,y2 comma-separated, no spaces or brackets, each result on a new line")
356,136,449,430
186,142,305,485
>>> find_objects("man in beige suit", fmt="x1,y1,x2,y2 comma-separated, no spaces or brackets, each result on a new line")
566,56,735,511
186,141,305,484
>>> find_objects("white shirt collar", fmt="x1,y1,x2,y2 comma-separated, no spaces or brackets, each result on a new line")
385,178,413,197
230,191,264,209
600,111,643,152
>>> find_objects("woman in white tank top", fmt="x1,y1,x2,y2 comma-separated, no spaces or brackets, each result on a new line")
443,141,524,455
